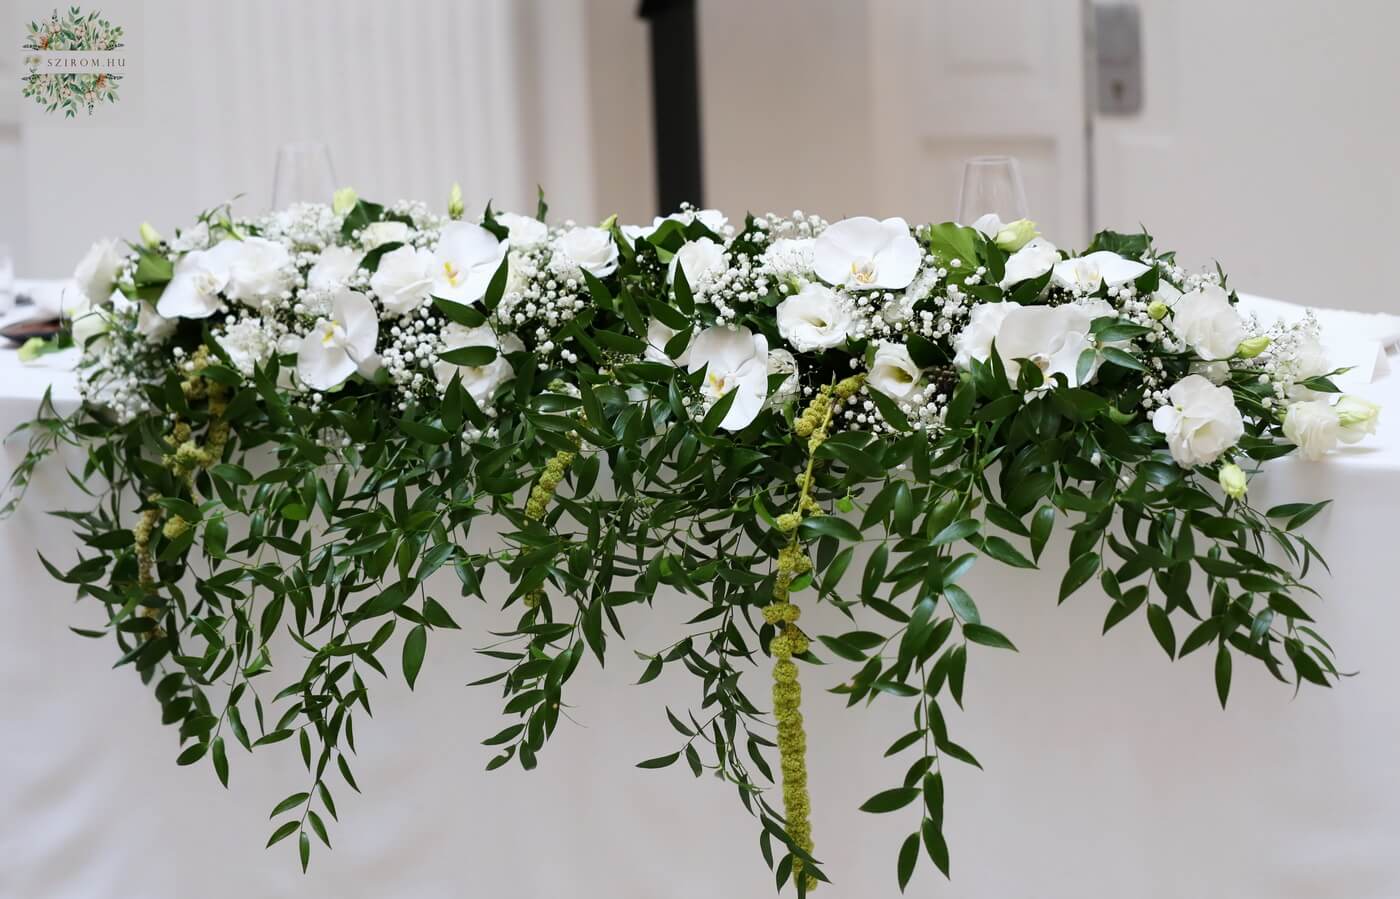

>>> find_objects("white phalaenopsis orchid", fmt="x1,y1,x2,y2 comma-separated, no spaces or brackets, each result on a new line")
73,238,124,305
1051,251,1149,294
296,289,380,391
555,226,619,277
687,325,769,431
432,222,507,304
868,341,922,401
433,323,523,407
999,238,1059,289
1169,283,1245,361
1151,374,1244,466
776,282,851,352
370,245,436,316
156,240,239,319
814,216,922,291
953,300,1115,387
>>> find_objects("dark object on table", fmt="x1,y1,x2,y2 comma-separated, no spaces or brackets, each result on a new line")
1,317,62,346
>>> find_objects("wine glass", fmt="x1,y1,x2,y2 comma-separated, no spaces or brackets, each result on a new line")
956,155,1029,225
0,243,15,316
271,141,337,210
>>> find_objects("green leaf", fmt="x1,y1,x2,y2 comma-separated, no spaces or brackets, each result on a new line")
963,623,1017,651
1100,346,1147,372
1146,605,1176,658
1059,552,1100,603
267,820,299,848
931,518,979,547
212,736,228,787
979,535,1035,569
402,624,427,690
922,817,951,878
300,829,310,872
431,296,487,327
1215,643,1232,708
898,831,920,892
399,419,451,444
438,345,498,367
637,752,680,769
799,516,862,543
860,787,920,813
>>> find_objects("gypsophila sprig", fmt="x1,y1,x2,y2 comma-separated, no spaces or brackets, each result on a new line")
5,191,1379,894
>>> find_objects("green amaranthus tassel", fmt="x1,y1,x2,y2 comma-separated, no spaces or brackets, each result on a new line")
765,374,864,890
522,447,577,609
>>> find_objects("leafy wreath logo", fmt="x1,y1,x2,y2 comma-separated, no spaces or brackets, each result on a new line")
21,6,124,117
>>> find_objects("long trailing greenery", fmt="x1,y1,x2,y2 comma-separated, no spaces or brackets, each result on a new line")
5,189,1372,893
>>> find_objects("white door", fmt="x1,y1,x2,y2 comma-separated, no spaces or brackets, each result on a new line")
866,0,1090,242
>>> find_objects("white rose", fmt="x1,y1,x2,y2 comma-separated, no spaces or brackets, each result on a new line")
370,245,436,316
1169,283,1245,361
1051,251,1149,294
307,245,362,292
686,325,769,431
156,242,240,319
868,342,921,401
1335,394,1380,444
644,317,692,366
73,238,124,304
432,222,507,304
1281,399,1340,461
1151,374,1245,466
296,289,380,391
668,237,726,286
998,238,1059,289
555,226,619,277
813,216,922,291
496,212,549,247
433,323,523,408
767,348,800,408
360,220,412,250
776,282,851,352
222,237,294,310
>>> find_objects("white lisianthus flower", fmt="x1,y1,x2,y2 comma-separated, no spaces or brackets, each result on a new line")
222,237,294,310
644,317,692,366
970,213,1005,238
495,212,549,247
296,289,380,391
73,238,124,304
953,301,1108,387
307,245,362,292
433,324,524,407
998,238,1059,289
1281,399,1340,460
767,347,800,408
628,209,730,242
360,220,412,250
432,222,507,304
1335,394,1381,444
668,237,726,286
132,298,175,342
69,302,111,350
555,226,619,277
814,217,921,291
994,219,1038,252
868,342,922,401
1151,374,1245,466
686,325,769,431
156,242,241,319
1051,251,1149,293
1190,360,1231,385
776,282,851,352
1287,333,1332,400
1169,283,1245,361
370,245,436,315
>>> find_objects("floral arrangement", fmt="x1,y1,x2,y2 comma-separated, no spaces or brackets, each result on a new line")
11,186,1380,893
21,6,124,117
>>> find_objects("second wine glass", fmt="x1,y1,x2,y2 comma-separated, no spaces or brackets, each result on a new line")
956,155,1029,225
271,142,337,210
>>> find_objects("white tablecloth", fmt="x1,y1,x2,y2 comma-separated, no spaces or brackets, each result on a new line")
3,302,1400,899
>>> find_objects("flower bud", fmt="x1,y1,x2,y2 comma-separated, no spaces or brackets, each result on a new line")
994,218,1038,252
1236,335,1270,359
17,336,48,362
1335,394,1381,443
1217,462,1247,499
448,182,464,220
138,221,162,248
332,187,358,215
1147,299,1169,321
